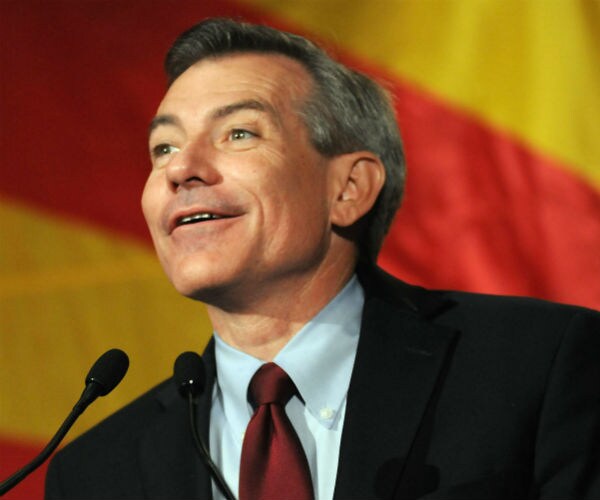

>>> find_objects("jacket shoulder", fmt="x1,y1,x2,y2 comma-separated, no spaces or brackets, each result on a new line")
360,263,598,325
45,378,177,498
66,378,174,450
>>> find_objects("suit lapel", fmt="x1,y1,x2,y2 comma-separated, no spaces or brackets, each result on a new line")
134,267,456,499
138,341,217,499
334,291,458,500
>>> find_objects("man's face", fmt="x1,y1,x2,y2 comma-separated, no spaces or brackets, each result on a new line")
142,53,339,305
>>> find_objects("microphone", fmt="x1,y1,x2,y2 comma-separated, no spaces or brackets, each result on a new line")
0,348,129,495
174,350,206,399
173,351,236,500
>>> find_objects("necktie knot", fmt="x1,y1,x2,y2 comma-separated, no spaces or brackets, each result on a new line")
249,362,296,407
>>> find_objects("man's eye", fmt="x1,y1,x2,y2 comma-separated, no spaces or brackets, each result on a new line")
229,129,256,141
151,143,179,158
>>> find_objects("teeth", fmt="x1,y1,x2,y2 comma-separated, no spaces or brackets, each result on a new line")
178,213,222,225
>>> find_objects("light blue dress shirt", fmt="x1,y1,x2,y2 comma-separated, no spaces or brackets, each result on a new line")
209,275,364,500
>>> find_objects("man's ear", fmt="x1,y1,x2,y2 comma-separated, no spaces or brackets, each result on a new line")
329,151,385,227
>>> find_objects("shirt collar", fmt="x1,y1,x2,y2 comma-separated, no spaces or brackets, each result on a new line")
213,275,364,434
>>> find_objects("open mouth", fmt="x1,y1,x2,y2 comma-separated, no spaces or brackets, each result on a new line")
175,212,232,227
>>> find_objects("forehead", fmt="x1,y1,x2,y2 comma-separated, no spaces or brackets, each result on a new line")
157,53,314,118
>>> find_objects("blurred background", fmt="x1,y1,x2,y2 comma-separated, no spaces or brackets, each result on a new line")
1,1,599,498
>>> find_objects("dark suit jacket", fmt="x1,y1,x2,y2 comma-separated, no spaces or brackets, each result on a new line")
45,266,600,499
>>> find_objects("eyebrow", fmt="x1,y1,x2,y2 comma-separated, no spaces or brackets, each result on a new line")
148,98,280,138
148,114,180,137
211,98,277,122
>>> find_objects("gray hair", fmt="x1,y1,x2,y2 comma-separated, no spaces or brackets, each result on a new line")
165,18,405,261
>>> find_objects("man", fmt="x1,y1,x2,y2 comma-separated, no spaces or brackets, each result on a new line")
46,18,600,500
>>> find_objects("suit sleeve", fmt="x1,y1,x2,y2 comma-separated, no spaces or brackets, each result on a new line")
45,453,64,499
534,308,600,499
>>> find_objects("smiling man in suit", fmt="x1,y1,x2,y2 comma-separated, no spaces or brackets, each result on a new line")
46,18,600,500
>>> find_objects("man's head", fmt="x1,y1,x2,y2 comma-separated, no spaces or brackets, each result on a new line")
141,19,405,306
164,18,405,262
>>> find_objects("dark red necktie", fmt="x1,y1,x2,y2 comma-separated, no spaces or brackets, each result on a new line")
239,362,314,500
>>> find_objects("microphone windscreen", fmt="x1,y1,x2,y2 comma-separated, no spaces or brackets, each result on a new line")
174,351,206,398
85,348,129,396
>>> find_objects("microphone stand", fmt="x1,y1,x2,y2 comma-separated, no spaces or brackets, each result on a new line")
0,408,80,495
186,391,236,500
0,348,129,495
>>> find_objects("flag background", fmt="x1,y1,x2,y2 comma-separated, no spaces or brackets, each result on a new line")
1,1,599,498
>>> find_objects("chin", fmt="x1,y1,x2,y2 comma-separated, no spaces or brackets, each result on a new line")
169,270,217,301
166,261,241,305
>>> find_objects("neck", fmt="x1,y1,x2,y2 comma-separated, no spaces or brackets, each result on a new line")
206,262,355,361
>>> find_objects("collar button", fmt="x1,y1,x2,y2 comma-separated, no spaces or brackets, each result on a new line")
319,407,334,420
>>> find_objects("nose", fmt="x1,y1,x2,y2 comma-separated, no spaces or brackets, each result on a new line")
166,141,221,190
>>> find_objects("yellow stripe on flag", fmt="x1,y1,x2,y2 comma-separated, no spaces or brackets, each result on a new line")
240,0,600,188
0,200,212,442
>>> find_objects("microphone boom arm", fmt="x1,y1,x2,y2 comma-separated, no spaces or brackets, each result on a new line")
186,391,236,500
0,349,129,496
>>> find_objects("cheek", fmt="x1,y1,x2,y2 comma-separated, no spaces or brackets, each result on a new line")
141,176,162,231
262,171,330,241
